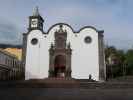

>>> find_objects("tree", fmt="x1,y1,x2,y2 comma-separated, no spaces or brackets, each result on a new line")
105,46,126,78
125,49,133,75
105,46,117,63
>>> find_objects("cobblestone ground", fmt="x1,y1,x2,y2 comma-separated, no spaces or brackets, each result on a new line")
0,87,133,100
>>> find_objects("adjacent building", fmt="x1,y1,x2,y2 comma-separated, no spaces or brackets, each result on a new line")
0,49,23,80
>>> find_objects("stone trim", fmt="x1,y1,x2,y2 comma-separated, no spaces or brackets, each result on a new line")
22,33,28,79
98,31,106,81
46,23,103,35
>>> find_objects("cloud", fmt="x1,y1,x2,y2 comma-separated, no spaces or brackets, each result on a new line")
0,18,21,44
42,0,133,49
0,0,132,49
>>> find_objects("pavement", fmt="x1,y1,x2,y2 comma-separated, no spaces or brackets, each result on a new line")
0,79,133,100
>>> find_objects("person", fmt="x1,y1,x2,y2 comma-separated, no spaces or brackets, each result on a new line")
89,74,92,80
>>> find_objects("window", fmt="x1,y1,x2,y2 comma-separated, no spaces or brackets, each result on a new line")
31,38,38,45
84,36,92,44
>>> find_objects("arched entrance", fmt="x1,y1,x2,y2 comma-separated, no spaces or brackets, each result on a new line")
54,55,66,77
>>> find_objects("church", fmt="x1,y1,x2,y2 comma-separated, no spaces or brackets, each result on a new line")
22,7,106,81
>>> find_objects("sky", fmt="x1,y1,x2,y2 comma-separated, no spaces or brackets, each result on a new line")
0,0,132,50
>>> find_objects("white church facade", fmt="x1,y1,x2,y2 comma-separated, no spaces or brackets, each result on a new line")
22,7,106,81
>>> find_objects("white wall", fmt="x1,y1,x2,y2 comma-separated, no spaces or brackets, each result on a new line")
25,30,48,79
71,28,99,80
25,24,99,80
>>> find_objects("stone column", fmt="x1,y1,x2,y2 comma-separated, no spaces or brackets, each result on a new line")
98,31,106,82
22,33,27,79
49,47,55,77
66,46,72,78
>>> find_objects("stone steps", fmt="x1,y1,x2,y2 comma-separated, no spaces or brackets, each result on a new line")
1,80,133,89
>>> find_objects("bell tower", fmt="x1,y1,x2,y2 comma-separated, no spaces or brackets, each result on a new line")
23,7,45,80
28,7,44,31
49,24,72,78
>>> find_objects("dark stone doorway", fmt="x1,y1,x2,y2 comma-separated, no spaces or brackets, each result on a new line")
54,55,66,77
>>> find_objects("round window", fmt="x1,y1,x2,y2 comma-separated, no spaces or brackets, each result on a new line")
31,38,38,45
84,36,92,44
